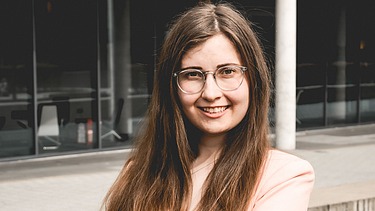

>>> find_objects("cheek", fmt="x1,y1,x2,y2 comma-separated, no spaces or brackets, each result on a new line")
236,81,250,105
236,87,250,116
234,94,250,112
178,92,196,112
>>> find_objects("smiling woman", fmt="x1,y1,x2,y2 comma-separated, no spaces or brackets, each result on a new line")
177,34,250,137
103,2,314,211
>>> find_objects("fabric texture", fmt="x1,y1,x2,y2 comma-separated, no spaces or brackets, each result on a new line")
189,149,315,211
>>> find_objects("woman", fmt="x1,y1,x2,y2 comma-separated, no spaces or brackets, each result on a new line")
103,2,314,210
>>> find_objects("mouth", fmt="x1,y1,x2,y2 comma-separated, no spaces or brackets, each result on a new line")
199,106,229,114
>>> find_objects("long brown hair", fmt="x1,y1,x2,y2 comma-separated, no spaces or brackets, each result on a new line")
103,2,271,210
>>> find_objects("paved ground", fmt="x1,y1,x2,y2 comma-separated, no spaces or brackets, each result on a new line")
292,124,375,208
0,124,375,210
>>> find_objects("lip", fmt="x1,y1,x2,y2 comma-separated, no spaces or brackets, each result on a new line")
198,106,229,118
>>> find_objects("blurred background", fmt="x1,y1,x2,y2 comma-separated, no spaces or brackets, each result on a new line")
0,0,374,160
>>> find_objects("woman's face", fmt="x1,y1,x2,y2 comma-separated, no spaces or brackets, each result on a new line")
178,34,249,139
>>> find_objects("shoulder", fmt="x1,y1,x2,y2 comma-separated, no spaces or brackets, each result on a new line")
264,149,314,177
248,149,315,210
259,149,315,189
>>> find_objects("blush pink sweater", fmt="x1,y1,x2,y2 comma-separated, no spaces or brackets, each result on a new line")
189,149,315,211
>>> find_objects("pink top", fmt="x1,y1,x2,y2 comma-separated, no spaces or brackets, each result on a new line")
189,149,315,211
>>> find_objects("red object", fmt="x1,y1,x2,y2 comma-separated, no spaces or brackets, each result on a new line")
87,119,93,145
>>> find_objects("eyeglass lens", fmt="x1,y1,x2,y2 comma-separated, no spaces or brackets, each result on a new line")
176,66,246,94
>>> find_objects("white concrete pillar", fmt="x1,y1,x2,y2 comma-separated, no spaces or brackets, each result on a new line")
275,0,297,150
114,0,132,138
332,8,347,121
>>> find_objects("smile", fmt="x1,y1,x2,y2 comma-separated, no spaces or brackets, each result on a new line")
200,106,228,114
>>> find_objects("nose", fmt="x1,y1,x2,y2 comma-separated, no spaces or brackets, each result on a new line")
201,73,222,101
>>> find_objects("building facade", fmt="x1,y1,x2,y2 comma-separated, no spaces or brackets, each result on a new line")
0,0,374,160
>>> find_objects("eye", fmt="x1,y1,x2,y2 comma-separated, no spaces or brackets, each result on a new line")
223,69,235,75
217,66,239,77
181,70,204,80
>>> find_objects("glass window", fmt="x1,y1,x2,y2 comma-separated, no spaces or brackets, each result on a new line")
326,63,358,125
100,0,199,148
99,0,153,148
296,0,332,128
353,1,375,123
297,0,375,128
0,0,34,158
360,63,375,122
34,0,98,153
296,64,325,128
325,3,359,125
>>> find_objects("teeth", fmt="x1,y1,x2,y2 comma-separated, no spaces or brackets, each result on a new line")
202,107,227,114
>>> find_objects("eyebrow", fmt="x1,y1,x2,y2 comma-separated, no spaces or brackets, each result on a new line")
180,63,241,71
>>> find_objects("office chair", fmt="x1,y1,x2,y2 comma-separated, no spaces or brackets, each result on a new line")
38,105,61,150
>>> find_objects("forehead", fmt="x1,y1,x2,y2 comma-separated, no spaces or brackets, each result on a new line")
181,34,241,69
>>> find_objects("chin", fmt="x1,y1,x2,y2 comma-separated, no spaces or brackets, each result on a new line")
199,127,230,136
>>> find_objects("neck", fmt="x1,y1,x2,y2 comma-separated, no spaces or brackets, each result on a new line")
193,133,226,167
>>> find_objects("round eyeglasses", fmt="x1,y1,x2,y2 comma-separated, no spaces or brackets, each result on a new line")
173,65,247,94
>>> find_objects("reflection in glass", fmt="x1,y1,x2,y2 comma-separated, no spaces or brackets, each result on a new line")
100,0,152,148
296,64,325,129
360,64,375,122
326,8,357,125
0,0,34,158
34,0,98,153
326,63,358,125
326,7,358,125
